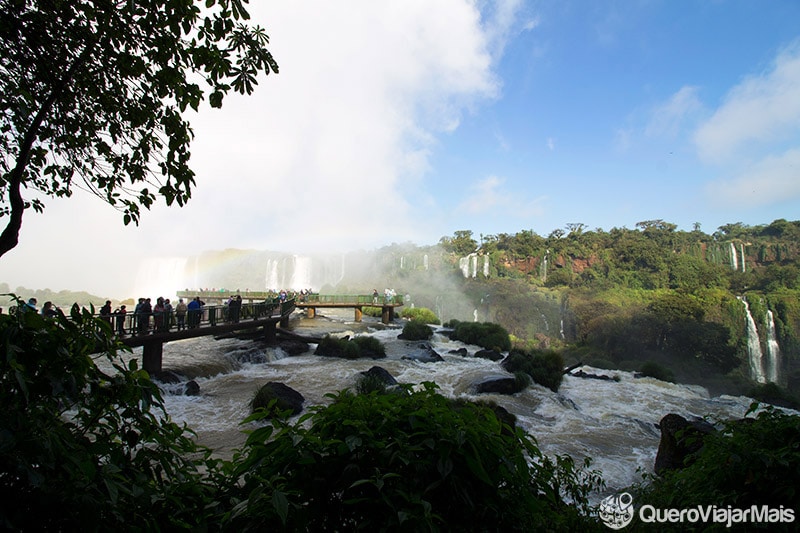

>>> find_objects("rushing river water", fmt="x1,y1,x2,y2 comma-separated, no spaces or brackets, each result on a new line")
122,309,759,497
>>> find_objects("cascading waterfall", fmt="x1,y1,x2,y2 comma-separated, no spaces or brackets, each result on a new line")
540,251,549,283
765,310,781,384
729,242,738,271
483,255,490,277
290,256,313,291
739,297,766,384
740,243,746,273
134,257,188,300
459,256,470,278
471,255,478,278
423,254,429,270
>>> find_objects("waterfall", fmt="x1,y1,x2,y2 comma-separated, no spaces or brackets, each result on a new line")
470,255,478,278
290,256,313,291
483,255,490,277
765,310,781,384
729,242,738,271
133,257,188,301
459,257,470,278
400,256,405,270
739,243,746,273
739,297,766,384
540,252,549,283
265,259,280,291
423,254,429,270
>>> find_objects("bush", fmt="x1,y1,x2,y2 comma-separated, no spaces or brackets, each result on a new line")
634,405,800,530
0,299,220,531
314,334,386,359
400,307,440,324
226,384,603,531
639,361,675,383
449,320,512,352
399,319,433,340
747,382,800,410
503,349,565,392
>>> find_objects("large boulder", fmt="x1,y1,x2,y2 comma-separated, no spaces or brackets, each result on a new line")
250,381,305,416
654,413,715,475
474,349,504,361
473,375,520,395
401,343,444,363
360,366,398,387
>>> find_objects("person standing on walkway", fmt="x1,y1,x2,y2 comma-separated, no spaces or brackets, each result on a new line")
175,298,187,330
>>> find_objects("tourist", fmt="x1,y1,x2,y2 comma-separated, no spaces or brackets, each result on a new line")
41,301,58,318
114,305,127,336
24,297,37,313
164,298,174,331
175,298,187,330
99,300,112,324
153,297,165,332
187,296,202,328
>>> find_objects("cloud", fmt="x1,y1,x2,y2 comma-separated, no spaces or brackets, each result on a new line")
0,1,523,298
458,176,545,217
646,86,703,138
706,148,800,206
694,40,800,163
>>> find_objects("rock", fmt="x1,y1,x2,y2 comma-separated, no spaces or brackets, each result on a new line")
448,347,468,357
152,370,182,383
474,376,519,395
184,380,200,396
360,366,398,387
474,349,504,361
654,413,715,475
251,381,305,416
277,339,310,356
401,343,444,363
570,370,617,381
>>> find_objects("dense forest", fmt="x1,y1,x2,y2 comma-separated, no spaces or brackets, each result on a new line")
377,219,800,400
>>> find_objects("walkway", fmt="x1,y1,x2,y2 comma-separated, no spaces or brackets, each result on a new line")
113,299,295,374
295,294,403,323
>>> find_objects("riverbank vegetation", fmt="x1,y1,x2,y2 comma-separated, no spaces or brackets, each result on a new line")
389,219,800,402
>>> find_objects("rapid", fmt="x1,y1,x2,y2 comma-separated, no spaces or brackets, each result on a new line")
124,308,758,497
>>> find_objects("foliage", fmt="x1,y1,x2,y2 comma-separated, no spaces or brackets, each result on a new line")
447,319,512,352
0,298,221,531
398,319,433,341
502,348,565,392
225,384,604,531
438,230,478,256
0,0,278,257
400,306,440,324
633,405,800,531
314,334,386,360
746,383,800,411
639,361,675,383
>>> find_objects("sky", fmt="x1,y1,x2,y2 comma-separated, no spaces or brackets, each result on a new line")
2,0,800,299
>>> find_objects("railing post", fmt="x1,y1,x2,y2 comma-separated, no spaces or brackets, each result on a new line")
142,340,164,374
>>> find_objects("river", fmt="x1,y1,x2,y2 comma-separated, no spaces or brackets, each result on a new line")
123,309,759,497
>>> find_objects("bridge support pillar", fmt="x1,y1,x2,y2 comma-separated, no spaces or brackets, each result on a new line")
381,306,394,324
354,306,362,322
279,314,290,328
142,340,164,375
306,307,316,319
264,321,277,343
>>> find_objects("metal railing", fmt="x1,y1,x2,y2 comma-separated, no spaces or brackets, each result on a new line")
302,294,404,305
98,298,295,337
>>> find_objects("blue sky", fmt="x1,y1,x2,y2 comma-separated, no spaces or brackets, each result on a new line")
1,0,799,298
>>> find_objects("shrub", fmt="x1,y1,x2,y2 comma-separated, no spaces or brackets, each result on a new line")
639,361,675,383
747,382,800,410
399,319,434,340
226,384,603,531
449,320,512,352
314,334,386,359
503,349,565,392
0,299,220,531
400,307,440,324
634,405,800,528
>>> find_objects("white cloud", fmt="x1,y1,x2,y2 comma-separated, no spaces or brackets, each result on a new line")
0,1,522,297
646,86,703,138
546,137,556,151
458,176,545,218
694,40,800,163
706,148,800,206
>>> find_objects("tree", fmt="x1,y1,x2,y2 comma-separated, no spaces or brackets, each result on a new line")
0,0,278,258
